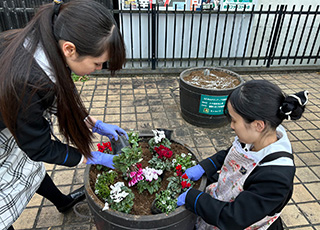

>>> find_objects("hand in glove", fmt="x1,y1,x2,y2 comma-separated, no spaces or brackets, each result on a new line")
86,151,115,169
184,164,205,181
177,188,190,206
92,120,128,141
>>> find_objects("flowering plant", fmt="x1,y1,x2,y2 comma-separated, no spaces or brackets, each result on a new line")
103,182,134,214
148,129,171,150
154,189,177,214
172,153,196,172
95,170,118,201
136,167,163,194
127,163,144,187
113,144,142,176
181,173,194,191
95,141,113,170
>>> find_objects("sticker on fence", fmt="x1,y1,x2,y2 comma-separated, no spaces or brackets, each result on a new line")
221,0,256,11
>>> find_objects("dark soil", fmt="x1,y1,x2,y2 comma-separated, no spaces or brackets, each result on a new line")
183,69,241,89
89,137,201,215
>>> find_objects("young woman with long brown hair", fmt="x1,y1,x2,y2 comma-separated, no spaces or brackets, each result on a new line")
0,1,127,229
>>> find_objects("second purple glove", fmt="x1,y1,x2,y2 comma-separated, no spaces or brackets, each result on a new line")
92,120,128,141
184,164,205,181
86,151,115,169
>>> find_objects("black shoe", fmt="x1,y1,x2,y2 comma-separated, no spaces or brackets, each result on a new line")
57,186,86,213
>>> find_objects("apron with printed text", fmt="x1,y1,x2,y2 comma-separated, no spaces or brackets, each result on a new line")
196,139,281,230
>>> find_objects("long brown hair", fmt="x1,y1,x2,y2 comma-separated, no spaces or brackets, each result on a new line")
0,0,126,158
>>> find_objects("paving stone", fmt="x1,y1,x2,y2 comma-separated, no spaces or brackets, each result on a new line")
281,204,309,227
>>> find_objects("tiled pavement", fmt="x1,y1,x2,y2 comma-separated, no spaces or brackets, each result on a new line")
13,71,320,230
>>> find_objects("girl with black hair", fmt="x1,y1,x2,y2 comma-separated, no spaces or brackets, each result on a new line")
177,80,309,230
0,0,127,229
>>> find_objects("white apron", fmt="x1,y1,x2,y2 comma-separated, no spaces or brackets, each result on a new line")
196,138,281,230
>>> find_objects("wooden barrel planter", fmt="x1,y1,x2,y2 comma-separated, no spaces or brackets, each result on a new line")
180,67,244,128
84,134,207,230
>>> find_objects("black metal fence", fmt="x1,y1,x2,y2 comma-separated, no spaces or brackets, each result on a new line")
1,1,319,71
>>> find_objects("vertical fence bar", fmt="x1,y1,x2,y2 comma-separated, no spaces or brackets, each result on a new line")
241,4,255,65
249,5,262,65
256,5,269,65
152,3,156,70
164,5,168,67
3,1,14,30
22,1,29,25
278,5,294,65
188,4,195,67
195,4,203,66
271,5,287,65
211,6,220,65
129,4,134,67
234,7,244,65
301,5,319,64
203,5,212,66
293,5,311,64
308,14,320,64
219,5,229,66
138,4,142,67
269,5,286,66
263,5,279,65
286,5,303,64
156,4,159,68
315,42,320,64
180,4,186,67
148,4,151,67
172,4,177,67
227,5,237,66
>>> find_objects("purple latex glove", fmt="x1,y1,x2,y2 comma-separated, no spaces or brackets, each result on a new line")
92,120,128,141
86,151,115,169
184,164,205,181
177,188,190,206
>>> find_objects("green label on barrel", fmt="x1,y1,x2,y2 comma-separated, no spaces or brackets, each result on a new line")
199,95,228,115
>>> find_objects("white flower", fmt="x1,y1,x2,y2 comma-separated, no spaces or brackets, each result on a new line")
182,166,186,171
192,160,196,165
95,189,99,194
152,129,166,144
109,182,129,203
162,200,166,204
102,202,109,211
172,159,176,163
167,205,172,210
181,153,186,158
188,153,192,156
143,167,163,181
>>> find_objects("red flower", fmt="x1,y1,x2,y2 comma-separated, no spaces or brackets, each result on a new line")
176,165,182,171
182,174,188,179
164,150,173,158
187,183,191,188
154,145,172,160
181,181,187,188
136,163,142,169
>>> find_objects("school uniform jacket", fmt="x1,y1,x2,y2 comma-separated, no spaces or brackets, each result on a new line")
0,39,82,228
185,125,295,230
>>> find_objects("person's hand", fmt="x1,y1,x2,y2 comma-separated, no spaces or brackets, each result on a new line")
92,120,128,140
86,151,115,169
177,189,190,206
184,164,205,181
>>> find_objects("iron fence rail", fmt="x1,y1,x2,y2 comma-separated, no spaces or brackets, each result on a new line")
1,1,319,70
